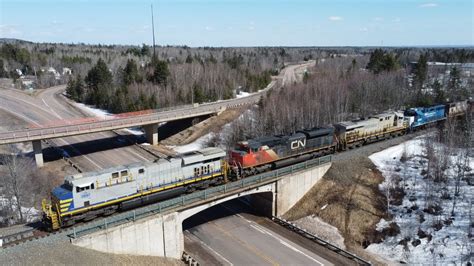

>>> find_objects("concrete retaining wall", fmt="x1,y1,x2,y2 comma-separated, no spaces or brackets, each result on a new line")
72,212,182,258
275,163,331,216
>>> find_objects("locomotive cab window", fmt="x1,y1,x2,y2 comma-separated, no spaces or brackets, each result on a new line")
121,170,128,177
112,172,119,179
76,184,93,193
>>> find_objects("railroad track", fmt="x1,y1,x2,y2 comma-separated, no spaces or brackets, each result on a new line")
0,226,57,248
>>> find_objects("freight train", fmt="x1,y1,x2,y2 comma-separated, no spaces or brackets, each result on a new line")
42,100,472,230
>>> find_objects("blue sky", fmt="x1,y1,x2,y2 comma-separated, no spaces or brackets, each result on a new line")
0,0,472,46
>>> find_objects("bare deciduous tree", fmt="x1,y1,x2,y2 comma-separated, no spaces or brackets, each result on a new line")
0,145,35,224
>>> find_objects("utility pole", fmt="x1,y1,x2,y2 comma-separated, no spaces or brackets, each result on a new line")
151,4,156,60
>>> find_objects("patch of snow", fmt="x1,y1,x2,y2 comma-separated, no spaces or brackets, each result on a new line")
167,132,214,154
0,196,41,225
74,103,113,119
367,135,473,265
293,215,346,249
236,91,252,98
13,143,33,153
321,204,328,210
122,128,144,136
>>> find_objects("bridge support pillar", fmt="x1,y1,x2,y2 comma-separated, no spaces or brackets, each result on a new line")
32,140,43,167
144,124,158,145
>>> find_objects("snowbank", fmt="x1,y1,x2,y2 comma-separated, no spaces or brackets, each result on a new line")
293,215,346,249
74,103,144,136
236,91,251,98
367,136,473,265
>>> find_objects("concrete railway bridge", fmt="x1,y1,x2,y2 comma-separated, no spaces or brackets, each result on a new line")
69,156,332,259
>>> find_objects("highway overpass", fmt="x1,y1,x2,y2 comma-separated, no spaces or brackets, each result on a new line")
0,87,265,167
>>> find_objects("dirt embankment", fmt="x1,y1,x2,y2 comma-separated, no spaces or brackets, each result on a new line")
284,156,389,264
162,108,245,146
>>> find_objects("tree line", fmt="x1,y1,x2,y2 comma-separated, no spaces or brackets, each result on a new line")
217,50,472,149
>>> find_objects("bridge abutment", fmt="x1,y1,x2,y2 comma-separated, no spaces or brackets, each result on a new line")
32,140,43,167
143,124,159,145
72,212,183,258
275,163,331,216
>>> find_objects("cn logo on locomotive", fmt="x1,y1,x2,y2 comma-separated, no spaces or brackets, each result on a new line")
290,139,306,150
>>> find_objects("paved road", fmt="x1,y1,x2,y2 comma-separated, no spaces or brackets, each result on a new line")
0,61,314,172
0,86,157,171
183,199,335,266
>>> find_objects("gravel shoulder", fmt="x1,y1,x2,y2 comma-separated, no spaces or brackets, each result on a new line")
1,239,182,265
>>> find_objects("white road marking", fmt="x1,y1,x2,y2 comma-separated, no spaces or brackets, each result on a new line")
222,203,326,266
55,138,103,170
250,223,324,266
127,148,152,162
41,97,63,119
184,232,234,266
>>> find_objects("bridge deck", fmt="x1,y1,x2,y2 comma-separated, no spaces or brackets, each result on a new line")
0,93,261,145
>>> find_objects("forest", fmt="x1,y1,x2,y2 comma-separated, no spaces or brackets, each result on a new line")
1,39,473,115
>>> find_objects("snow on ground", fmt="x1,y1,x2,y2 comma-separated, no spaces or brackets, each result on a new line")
293,215,346,249
167,132,214,154
74,103,112,119
74,103,144,136
367,136,473,265
236,91,251,98
167,109,250,153
0,196,41,225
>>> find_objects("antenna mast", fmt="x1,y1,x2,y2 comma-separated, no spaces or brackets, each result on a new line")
151,4,156,59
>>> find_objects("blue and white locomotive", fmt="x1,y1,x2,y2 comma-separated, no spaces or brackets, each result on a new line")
42,147,227,229
404,104,446,130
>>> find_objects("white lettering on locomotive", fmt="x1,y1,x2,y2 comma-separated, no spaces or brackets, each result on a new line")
290,139,306,150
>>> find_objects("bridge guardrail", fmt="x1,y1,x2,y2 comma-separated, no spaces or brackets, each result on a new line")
68,155,332,239
272,216,371,266
0,90,263,144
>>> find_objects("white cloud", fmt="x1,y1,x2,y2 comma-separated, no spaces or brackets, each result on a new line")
419,3,438,8
373,17,384,22
328,16,343,21
0,24,22,37
392,17,401,23
205,26,213,31
359,27,369,32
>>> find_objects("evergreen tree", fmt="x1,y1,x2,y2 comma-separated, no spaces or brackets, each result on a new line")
185,54,193,63
85,58,113,108
148,57,169,85
140,44,150,56
432,80,445,104
66,75,84,102
414,54,428,88
123,59,140,85
366,49,400,74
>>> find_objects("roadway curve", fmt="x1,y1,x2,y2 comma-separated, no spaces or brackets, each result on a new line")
0,86,156,172
0,60,315,172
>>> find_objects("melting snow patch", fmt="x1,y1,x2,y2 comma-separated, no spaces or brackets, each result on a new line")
367,135,473,265
74,103,112,119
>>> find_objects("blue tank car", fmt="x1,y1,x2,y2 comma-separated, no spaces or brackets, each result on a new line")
404,104,446,130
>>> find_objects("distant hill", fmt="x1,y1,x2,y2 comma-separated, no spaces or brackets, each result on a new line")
0,38,33,44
